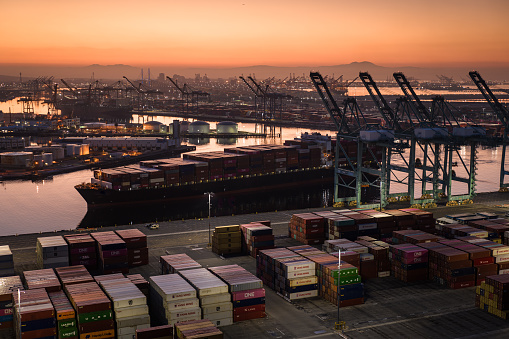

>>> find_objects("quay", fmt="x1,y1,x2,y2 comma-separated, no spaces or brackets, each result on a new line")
3,193,509,338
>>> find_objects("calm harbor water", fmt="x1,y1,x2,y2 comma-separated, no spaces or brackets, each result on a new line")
0,109,507,236
0,118,332,236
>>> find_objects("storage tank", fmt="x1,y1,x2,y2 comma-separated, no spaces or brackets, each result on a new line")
50,146,65,160
216,121,238,134
189,121,210,134
1,152,33,168
143,121,166,132
66,144,77,157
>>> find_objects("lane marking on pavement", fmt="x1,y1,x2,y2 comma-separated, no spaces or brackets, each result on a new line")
344,306,476,333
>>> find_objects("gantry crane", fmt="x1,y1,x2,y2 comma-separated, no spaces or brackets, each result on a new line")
393,72,481,204
123,76,145,112
310,71,399,208
469,71,509,190
240,76,291,121
239,76,265,120
166,76,210,117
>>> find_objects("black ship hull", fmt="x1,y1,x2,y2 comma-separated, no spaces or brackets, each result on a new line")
76,167,334,208
58,103,133,122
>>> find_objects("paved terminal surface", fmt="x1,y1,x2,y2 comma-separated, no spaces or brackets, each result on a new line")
3,193,509,338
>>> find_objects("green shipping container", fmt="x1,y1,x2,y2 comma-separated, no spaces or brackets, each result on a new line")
58,318,76,331
59,326,78,338
78,309,113,323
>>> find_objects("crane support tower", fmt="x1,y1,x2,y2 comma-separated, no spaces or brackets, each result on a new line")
310,71,401,209
469,71,509,190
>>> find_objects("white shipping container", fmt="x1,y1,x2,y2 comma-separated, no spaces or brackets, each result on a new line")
495,253,509,263
199,293,231,306
150,274,197,301
285,269,315,279
115,305,149,319
178,268,229,297
167,307,202,320
201,302,233,315
116,314,150,328
165,298,200,311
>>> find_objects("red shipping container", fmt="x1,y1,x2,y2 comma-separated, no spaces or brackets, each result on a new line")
234,311,266,322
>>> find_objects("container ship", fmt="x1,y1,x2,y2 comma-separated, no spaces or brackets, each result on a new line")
75,137,334,207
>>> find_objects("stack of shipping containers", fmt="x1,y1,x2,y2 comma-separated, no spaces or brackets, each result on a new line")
23,268,61,292
149,274,201,326
65,281,114,338
173,319,223,339
160,254,202,275
288,213,326,245
91,231,129,274
389,244,429,282
136,324,173,339
48,290,78,339
476,274,509,319
14,289,56,338
178,268,232,327
97,277,151,338
211,225,242,256
208,265,265,322
115,229,149,268
64,234,97,271
240,223,274,257
36,236,69,269
0,276,23,332
0,246,14,277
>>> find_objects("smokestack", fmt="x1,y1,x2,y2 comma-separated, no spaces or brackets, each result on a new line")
141,69,144,83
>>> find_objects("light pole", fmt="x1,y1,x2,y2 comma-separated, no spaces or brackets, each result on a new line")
205,192,213,247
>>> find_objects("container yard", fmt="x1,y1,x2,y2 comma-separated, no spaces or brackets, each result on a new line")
1,199,509,338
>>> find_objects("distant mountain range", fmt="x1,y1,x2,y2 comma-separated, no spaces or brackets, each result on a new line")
1,61,509,82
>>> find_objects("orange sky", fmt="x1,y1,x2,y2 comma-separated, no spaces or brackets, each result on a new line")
1,0,509,68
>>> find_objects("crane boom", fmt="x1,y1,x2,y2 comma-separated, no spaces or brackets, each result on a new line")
469,71,509,126
359,72,401,131
393,72,430,122
60,79,78,98
309,72,351,134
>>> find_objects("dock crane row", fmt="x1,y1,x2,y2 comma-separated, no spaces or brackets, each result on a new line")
166,76,210,117
390,72,483,205
311,70,486,209
469,71,509,191
239,76,291,121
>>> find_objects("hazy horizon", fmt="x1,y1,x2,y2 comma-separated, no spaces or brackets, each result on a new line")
2,0,508,76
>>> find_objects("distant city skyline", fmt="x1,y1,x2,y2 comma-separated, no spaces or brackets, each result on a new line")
1,0,509,69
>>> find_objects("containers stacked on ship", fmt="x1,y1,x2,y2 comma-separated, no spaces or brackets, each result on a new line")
14,289,56,339
212,225,242,256
36,236,69,269
48,290,78,339
224,147,261,175
159,254,202,275
0,276,23,332
115,229,149,267
184,153,224,180
64,234,97,271
178,268,232,327
208,265,265,322
288,213,326,245
240,223,274,257
91,231,128,274
389,244,429,282
0,246,14,277
24,268,62,292
64,281,114,338
476,274,509,319
136,324,173,339
55,265,94,287
149,274,201,326
174,319,223,339
98,277,151,338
